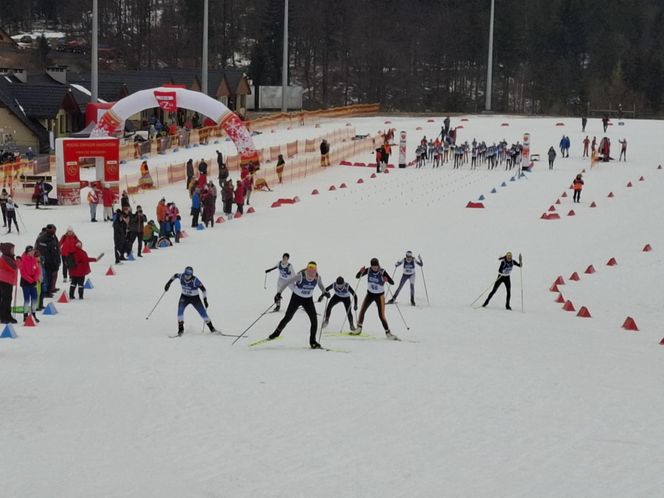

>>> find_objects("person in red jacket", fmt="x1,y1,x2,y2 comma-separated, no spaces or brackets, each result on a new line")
234,179,245,215
102,184,115,221
18,245,41,323
59,226,80,283
0,242,18,324
68,241,103,300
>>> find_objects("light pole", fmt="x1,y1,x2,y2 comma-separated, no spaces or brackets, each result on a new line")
485,0,495,112
202,0,209,95
281,0,289,112
91,0,98,103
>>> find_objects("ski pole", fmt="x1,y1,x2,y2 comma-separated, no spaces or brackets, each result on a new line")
232,302,275,345
145,290,167,320
519,253,524,313
387,286,410,330
470,276,500,307
16,206,27,232
263,271,268,290
317,296,330,342
339,276,363,333
419,256,430,305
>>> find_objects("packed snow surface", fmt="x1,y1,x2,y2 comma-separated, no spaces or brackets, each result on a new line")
2,114,664,497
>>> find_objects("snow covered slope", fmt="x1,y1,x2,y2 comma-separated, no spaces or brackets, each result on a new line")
2,115,663,498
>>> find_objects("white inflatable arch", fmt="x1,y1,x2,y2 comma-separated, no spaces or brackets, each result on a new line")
92,86,259,165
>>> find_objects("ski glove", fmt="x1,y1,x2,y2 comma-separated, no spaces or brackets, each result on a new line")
323,291,331,299
204,298,209,308
354,303,358,311
274,292,282,303
317,295,325,303
164,281,171,292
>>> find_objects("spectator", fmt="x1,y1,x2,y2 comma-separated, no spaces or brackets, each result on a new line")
276,154,285,183
548,146,557,170
35,224,60,294
320,139,330,167
222,180,234,217
139,161,154,189
18,245,40,323
234,179,245,215
113,210,128,263
143,220,159,249
87,185,100,222
68,241,102,300
26,147,34,161
201,186,216,228
128,205,146,257
120,191,131,209
0,242,18,324
6,197,19,233
191,189,201,227
198,158,208,175
243,173,254,206
59,226,80,283
0,188,7,227
102,184,115,221
156,198,168,235
186,159,194,190
33,178,44,209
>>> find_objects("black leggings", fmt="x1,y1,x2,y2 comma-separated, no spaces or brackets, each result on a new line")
324,295,354,326
0,281,12,322
485,275,511,306
275,294,317,342
69,276,85,298
573,190,581,202
358,292,389,331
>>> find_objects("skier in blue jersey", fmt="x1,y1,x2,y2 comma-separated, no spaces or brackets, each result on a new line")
482,252,522,310
265,252,294,311
354,258,398,340
164,266,217,336
388,251,423,306
269,261,327,349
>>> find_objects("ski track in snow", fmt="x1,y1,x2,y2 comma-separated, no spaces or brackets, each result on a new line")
2,114,664,497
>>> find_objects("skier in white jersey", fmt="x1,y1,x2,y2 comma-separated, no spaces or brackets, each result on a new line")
388,251,423,306
265,252,294,311
269,261,328,349
164,266,217,336
354,257,398,340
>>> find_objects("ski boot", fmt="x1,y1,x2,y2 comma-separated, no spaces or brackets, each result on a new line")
268,330,281,340
177,321,184,336
411,297,416,306
310,341,322,349
385,330,400,341
349,324,362,336
349,323,356,332
273,303,280,312
207,321,217,333
387,297,396,304
505,304,512,311
31,312,40,323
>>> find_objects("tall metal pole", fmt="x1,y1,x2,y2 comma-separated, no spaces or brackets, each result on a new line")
202,0,209,95
485,0,495,112
91,0,98,103
281,0,289,112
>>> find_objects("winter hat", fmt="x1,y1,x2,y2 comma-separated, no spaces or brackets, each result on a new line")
25,245,33,253
184,266,194,276
406,251,413,257
370,258,380,267
336,276,345,285
306,261,317,270
282,253,290,259
66,226,74,233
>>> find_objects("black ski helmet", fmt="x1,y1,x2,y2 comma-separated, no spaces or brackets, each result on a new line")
336,276,345,285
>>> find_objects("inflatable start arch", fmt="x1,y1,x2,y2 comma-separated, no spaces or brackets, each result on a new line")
56,87,259,204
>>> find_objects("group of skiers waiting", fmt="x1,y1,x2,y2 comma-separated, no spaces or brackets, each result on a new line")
417,136,524,171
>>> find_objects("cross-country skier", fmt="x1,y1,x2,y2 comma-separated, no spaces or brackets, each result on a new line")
482,252,522,310
319,276,358,330
265,252,294,311
388,251,423,306
164,266,217,336
268,261,327,349
354,258,398,340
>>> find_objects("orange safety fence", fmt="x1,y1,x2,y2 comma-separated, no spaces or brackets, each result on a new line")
117,127,381,198
116,103,380,163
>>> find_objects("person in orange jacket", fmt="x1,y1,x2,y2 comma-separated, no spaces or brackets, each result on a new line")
0,242,18,324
